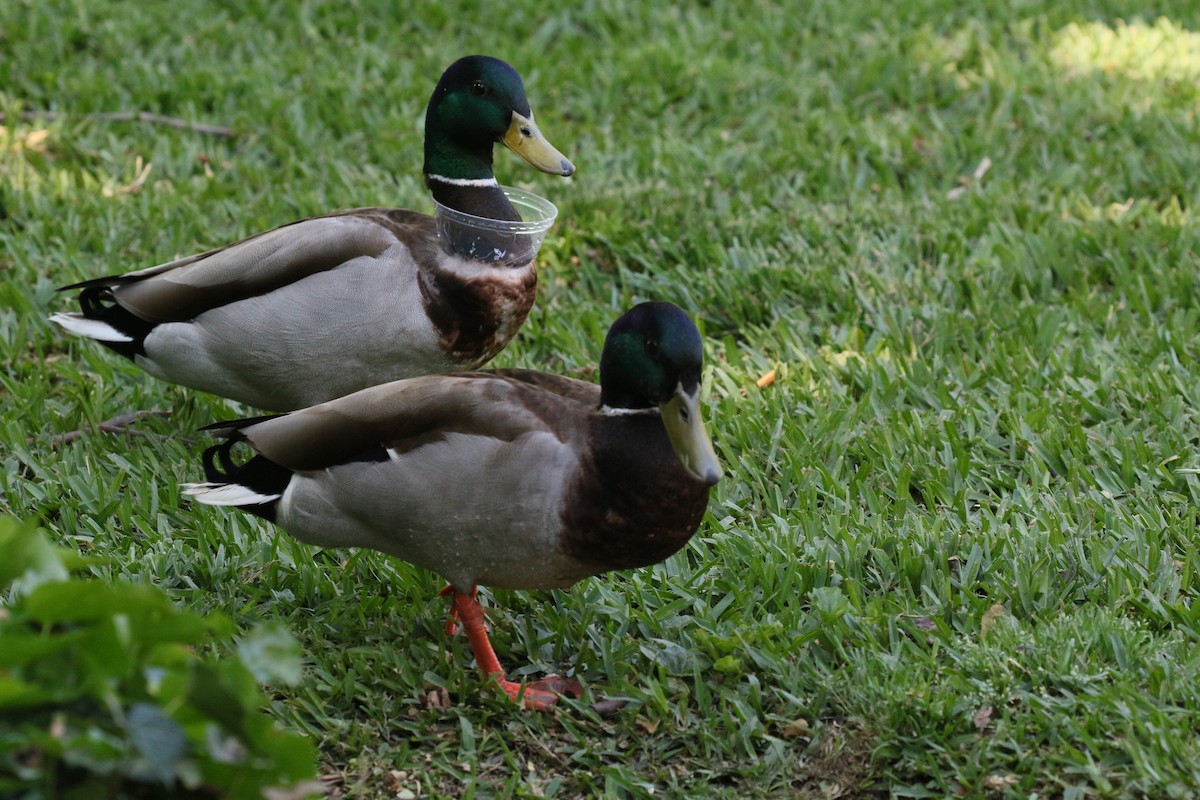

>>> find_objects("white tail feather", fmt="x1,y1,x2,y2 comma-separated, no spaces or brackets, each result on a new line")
49,313,135,343
182,482,282,506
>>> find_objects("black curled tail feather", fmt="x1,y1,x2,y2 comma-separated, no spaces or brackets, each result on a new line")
73,284,155,360
200,437,293,523
201,436,244,482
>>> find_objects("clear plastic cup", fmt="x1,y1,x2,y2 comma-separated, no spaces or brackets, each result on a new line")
433,185,558,266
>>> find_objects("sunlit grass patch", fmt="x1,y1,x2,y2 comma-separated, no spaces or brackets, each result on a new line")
1051,17,1200,84
1050,17,1200,110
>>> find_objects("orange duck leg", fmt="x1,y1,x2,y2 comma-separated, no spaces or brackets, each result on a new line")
445,588,582,711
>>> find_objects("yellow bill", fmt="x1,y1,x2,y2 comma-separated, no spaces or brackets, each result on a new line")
503,111,575,177
660,385,722,486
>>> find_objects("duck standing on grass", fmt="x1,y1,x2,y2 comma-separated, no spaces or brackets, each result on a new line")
50,55,574,411
183,302,722,710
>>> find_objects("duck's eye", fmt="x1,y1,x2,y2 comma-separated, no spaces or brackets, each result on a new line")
645,338,660,358
471,80,489,96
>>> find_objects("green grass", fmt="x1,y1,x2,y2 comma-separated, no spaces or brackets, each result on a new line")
4,0,1200,796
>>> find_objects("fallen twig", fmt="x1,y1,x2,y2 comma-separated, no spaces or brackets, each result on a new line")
1,110,237,138
48,410,185,448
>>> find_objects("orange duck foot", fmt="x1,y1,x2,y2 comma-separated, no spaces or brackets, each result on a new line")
447,589,583,711
496,675,585,710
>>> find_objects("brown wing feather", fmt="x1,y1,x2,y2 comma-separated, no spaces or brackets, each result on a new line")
85,208,434,323
226,372,594,472
483,368,601,404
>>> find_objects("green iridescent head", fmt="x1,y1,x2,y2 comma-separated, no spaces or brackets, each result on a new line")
423,55,574,181
600,302,722,486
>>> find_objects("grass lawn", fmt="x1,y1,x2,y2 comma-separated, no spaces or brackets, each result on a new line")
4,0,1200,796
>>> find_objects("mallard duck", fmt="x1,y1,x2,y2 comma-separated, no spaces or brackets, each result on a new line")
183,301,722,709
49,55,574,411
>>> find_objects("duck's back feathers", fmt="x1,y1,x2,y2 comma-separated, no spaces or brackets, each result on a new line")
106,209,431,324
52,210,431,365
212,371,590,471
485,368,603,404
61,209,430,326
